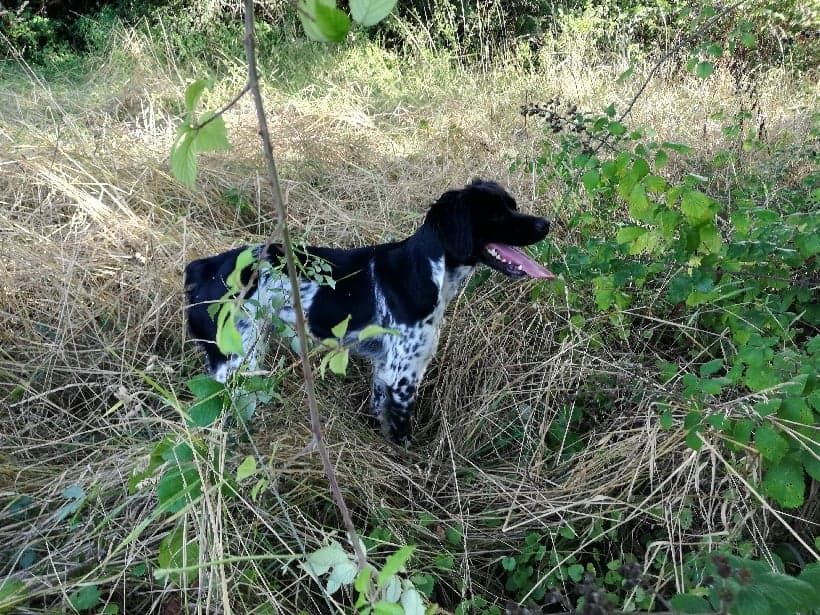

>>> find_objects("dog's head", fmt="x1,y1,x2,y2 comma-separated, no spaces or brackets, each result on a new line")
426,179,554,278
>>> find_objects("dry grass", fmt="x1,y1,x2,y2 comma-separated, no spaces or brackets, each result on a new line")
0,19,817,614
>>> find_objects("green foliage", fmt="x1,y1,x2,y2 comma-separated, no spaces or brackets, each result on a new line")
525,62,819,511
302,542,430,614
675,554,820,615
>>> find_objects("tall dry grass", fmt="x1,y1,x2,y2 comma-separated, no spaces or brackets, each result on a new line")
0,16,817,614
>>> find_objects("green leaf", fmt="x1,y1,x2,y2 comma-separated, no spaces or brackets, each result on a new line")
616,225,646,245
762,459,805,508
378,545,416,588
187,375,225,399
0,579,27,610
628,183,654,221
698,222,722,254
358,324,395,341
567,563,584,582
662,141,694,155
685,429,703,451
754,425,788,463
327,559,357,594
304,542,349,577
314,1,352,42
188,395,223,427
350,0,397,26
170,130,197,188
236,455,257,482
501,556,516,571
401,582,426,615
696,61,714,79
669,592,713,614
445,525,463,545
681,190,713,224
331,315,351,339
741,31,756,48
608,121,627,136
373,602,404,615
699,359,723,377
616,66,634,84
157,527,199,583
225,247,255,290
654,148,668,168
754,399,781,417
802,449,820,482
68,585,101,611
581,169,600,193
354,565,372,593
184,79,209,113
660,409,674,429
732,586,772,615
756,571,817,610
328,349,349,375
195,114,231,152
216,312,245,356
157,465,202,513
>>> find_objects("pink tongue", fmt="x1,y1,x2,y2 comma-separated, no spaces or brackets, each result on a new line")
486,243,555,279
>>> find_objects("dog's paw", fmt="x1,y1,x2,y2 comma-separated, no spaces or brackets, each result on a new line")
380,414,413,448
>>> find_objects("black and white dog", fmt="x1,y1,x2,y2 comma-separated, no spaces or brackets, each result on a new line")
185,179,553,444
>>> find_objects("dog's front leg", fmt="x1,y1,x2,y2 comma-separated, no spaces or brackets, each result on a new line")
372,366,418,446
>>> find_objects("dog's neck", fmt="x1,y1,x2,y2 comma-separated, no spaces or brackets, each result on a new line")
441,264,473,304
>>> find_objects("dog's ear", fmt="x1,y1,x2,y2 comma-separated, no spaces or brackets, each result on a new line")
427,189,473,261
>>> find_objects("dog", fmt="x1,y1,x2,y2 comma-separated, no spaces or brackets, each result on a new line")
184,179,553,444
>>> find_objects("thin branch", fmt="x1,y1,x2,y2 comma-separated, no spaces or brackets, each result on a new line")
192,82,251,130
241,0,367,570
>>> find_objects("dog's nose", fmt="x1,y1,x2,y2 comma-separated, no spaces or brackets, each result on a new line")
535,218,550,235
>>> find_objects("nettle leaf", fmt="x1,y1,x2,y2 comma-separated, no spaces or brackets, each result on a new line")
195,113,231,152
699,359,723,377
188,394,224,427
669,592,712,614
187,375,225,399
184,79,210,113
581,169,600,193
401,587,425,615
236,455,257,482
326,559,357,594
756,571,817,611
378,545,416,588
628,183,654,221
698,222,722,254
350,0,397,26
304,542,350,577
68,585,102,611
685,429,703,451
373,601,404,615
696,61,714,79
170,130,197,188
680,190,713,224
755,425,789,463
732,585,773,615
616,225,646,245
801,449,820,481
762,459,805,508
754,398,781,417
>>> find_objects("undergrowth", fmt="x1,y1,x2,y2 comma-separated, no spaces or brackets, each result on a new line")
0,2,818,614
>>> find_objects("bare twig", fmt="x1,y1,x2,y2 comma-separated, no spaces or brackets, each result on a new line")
241,0,367,569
